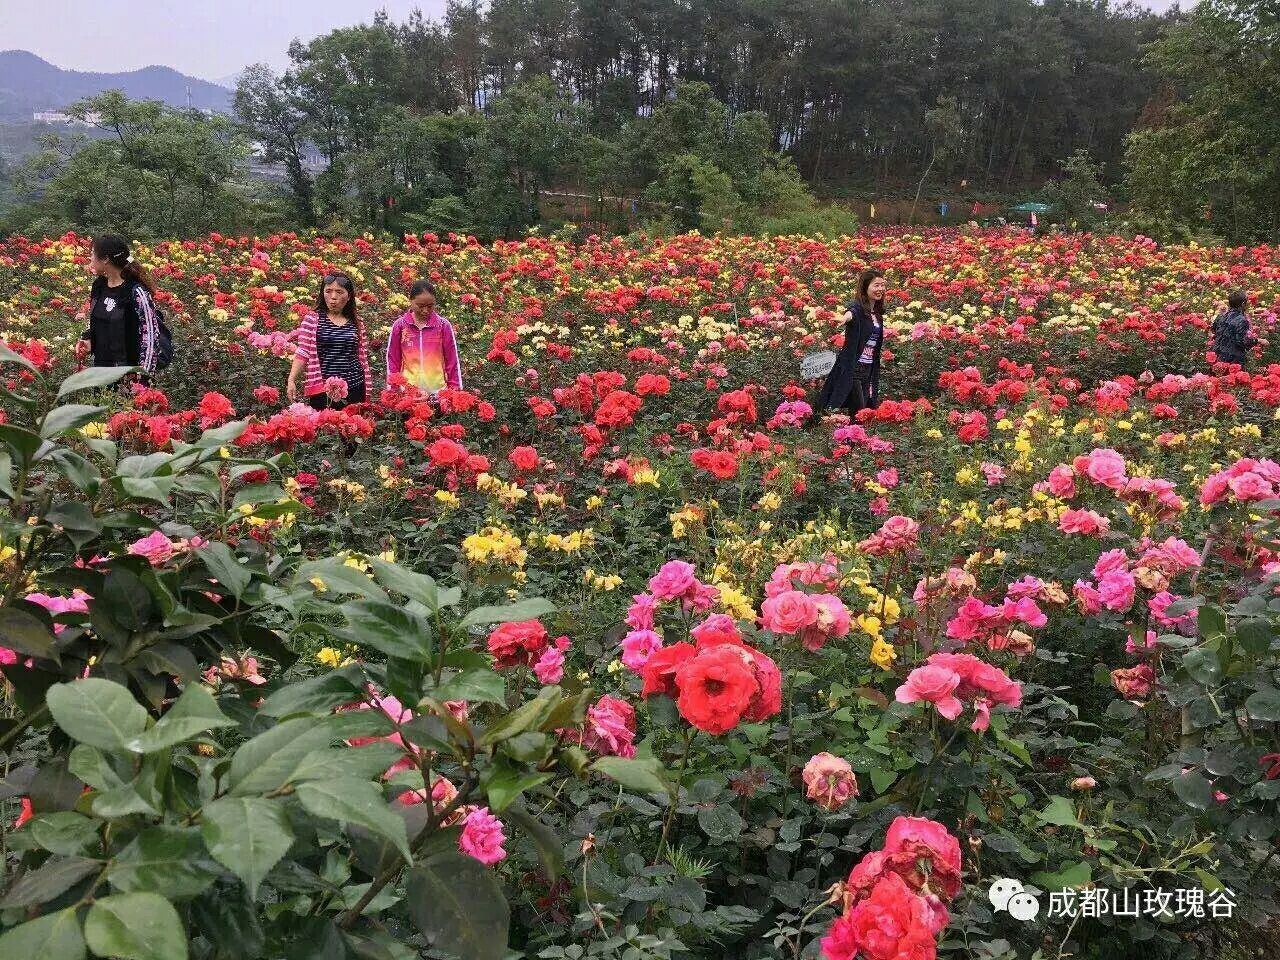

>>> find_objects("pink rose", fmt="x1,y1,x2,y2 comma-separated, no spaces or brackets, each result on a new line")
1046,463,1077,498
1059,508,1110,536
625,593,658,631
803,752,859,811
127,530,178,565
459,807,507,865
760,589,819,635
621,629,664,670
533,646,565,684
648,560,698,601
1097,568,1136,612
895,665,963,720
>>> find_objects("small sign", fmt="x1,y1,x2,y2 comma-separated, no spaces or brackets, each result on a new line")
801,350,837,380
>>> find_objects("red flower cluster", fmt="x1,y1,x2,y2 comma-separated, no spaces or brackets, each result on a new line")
640,630,781,735
821,817,962,960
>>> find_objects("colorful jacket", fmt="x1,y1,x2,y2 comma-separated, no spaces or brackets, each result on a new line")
386,311,462,393
293,312,373,398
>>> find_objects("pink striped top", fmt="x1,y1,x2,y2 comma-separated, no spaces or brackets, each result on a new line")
293,313,373,399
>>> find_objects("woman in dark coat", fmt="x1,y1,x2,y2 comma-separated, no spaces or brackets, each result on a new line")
816,268,887,415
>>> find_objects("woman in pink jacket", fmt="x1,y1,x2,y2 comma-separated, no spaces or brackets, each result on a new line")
386,280,462,394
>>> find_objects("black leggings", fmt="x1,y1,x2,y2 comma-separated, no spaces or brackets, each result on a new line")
844,378,880,414
309,380,366,411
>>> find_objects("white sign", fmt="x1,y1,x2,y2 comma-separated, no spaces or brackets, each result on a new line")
800,350,837,380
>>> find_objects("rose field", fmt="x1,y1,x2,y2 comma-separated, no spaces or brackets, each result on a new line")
3,227,1280,960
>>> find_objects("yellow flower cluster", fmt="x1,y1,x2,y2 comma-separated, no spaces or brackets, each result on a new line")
583,568,623,591
462,525,527,568
533,528,595,553
327,478,366,502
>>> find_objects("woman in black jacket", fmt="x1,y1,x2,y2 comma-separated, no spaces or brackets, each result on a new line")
816,268,887,415
74,235,162,376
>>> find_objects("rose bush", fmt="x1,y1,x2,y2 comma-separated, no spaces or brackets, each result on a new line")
1,228,1280,959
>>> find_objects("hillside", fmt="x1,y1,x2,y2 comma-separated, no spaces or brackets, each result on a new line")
0,49,232,121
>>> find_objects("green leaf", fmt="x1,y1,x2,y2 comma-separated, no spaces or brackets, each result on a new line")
460,598,555,629
40,405,105,439
295,778,411,864
226,717,334,796
335,600,433,662
97,567,154,631
431,669,505,707
197,542,252,599
0,908,86,959
479,688,560,747
109,826,219,900
46,500,104,550
0,606,60,663
0,855,99,908
869,768,898,793
27,811,101,856
1031,860,1092,890
1246,688,1280,722
592,756,669,795
124,685,237,754
501,804,564,883
1198,604,1227,639
258,664,364,718
1236,620,1274,656
406,852,510,960
48,448,102,494
481,763,552,813
697,804,745,843
367,558,439,609
0,423,44,464
0,448,12,499
56,365,135,398
294,559,388,602
84,892,188,960
1183,647,1222,686
1035,795,1082,828
290,743,403,783
200,797,294,901
1172,771,1214,810
189,888,263,957
47,678,148,752
192,419,249,449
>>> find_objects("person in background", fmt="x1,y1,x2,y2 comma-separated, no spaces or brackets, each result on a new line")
816,268,887,416
286,272,373,410
74,235,161,377
386,279,462,394
1210,290,1258,366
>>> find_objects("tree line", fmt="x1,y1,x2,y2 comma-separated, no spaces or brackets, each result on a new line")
2,0,1277,244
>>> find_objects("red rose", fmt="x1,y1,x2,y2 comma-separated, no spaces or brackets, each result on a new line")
508,446,539,471
640,642,696,698
487,619,549,669
674,645,758,734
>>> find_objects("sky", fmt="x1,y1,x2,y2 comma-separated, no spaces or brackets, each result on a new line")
1,0,1191,83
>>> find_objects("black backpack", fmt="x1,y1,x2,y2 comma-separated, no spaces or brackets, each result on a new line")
153,307,175,371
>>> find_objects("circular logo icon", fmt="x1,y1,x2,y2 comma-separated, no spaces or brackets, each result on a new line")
989,878,1024,912
1008,891,1041,922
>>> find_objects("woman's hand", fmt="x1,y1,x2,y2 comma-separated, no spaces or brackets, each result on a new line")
75,339,90,361
286,380,298,402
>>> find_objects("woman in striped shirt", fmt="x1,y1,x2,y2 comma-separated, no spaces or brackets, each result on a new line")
286,273,373,410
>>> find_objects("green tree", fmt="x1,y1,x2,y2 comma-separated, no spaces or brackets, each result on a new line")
1125,0,1280,242
233,64,316,224
469,77,585,238
8,92,251,238
1043,149,1109,229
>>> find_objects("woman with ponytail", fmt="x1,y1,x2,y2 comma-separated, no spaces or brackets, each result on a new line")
287,272,373,410
75,235,162,375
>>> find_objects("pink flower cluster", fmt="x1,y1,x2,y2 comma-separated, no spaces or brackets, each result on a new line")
895,652,1021,732
413,778,507,865
821,817,961,960
22,589,90,636
1046,449,1186,521
858,516,921,556
1200,457,1280,507
760,590,851,651
127,530,205,566
945,592,1046,653
620,560,723,669
766,399,814,429
562,695,637,758
1073,540,1200,616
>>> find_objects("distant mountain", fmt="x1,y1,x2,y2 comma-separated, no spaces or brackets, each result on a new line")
0,50,233,122
210,71,245,92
